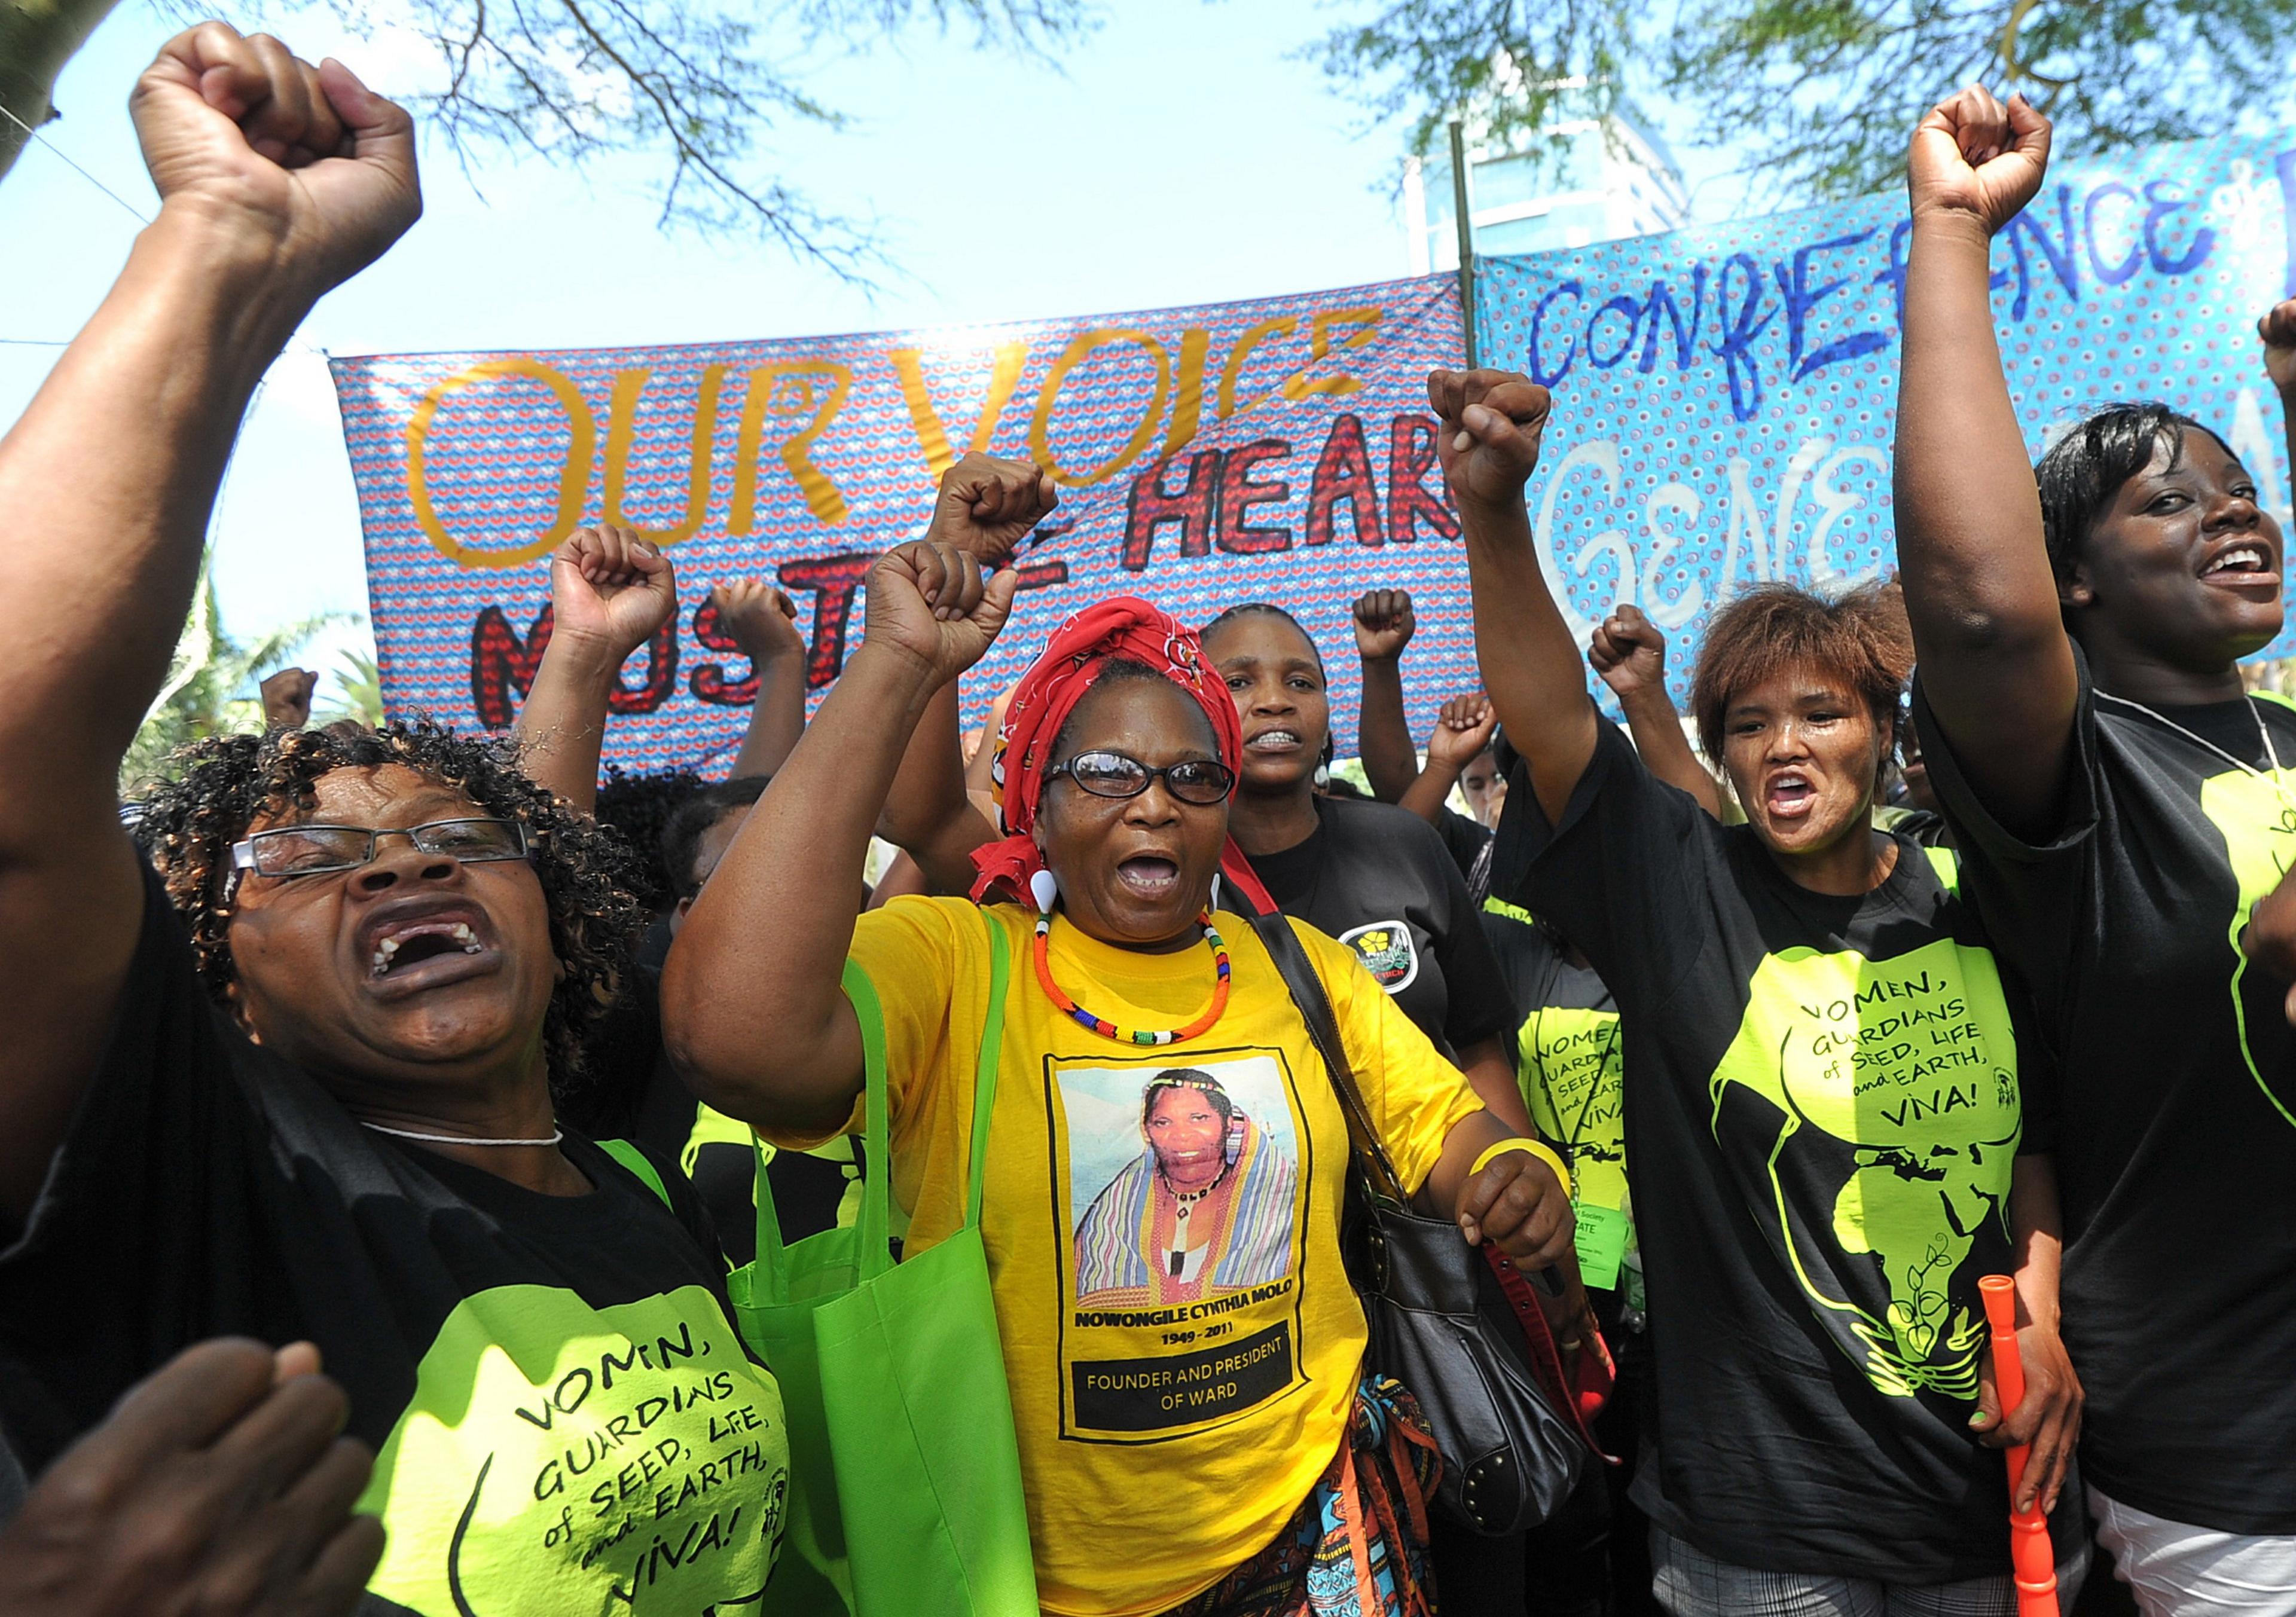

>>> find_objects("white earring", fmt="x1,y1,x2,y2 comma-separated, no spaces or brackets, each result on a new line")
1210,874,1225,913
1029,869,1059,915
1313,763,1332,787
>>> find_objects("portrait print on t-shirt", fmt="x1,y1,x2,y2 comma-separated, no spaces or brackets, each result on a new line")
1712,934,2020,1403
1051,1049,1312,1444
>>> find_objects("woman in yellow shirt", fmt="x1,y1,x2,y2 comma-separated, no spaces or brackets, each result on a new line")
664,536,1573,1617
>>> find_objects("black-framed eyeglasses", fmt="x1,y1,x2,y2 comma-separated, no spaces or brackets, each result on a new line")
1045,751,1235,805
230,818,531,884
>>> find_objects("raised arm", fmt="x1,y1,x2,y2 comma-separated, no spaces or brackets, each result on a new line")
710,579,809,780
1589,604,1722,817
1351,589,1420,800
0,24,417,1224
511,524,676,813
1431,368,1590,827
1399,692,1495,826
662,543,1016,1136
875,454,1053,895
1894,88,2075,836
259,666,317,732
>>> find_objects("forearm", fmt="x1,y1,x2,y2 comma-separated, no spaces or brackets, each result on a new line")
1620,687,1721,816
1421,1108,1513,1220
511,646,616,812
729,650,806,780
879,678,997,894
0,210,309,823
1458,1038,1534,1134
1461,494,1598,824
1397,755,1462,827
1356,658,1418,800
2008,1153,2064,1330
1894,215,2074,812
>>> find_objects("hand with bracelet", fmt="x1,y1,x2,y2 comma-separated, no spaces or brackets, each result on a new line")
1446,1129,1576,1270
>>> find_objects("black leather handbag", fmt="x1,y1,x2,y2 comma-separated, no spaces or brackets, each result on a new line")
1247,907,1596,1536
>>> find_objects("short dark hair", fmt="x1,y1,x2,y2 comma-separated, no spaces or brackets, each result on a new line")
134,720,646,1099
2035,402,2229,589
594,765,707,910
660,775,771,900
1201,602,1326,676
1689,581,1912,765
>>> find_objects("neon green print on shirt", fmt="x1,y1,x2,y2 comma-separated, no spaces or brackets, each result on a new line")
1707,936,2020,1403
1519,1007,1628,1212
2196,763,2296,1132
357,1283,790,1616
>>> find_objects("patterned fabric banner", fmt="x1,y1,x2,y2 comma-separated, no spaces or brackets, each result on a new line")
333,277,1470,773
1478,131,2296,704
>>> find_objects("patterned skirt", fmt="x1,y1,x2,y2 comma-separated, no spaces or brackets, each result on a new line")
1158,1376,1442,1617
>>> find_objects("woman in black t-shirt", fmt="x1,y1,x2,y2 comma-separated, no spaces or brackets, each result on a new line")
1894,88,2296,1605
0,37,787,1616
1199,601,1544,1612
1441,361,2086,1614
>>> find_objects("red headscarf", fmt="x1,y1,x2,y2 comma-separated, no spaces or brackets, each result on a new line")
969,596,1274,917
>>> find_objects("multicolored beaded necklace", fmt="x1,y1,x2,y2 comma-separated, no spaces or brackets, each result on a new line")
1033,910,1231,1046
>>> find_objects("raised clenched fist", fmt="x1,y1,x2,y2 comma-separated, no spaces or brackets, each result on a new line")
1428,368,1552,508
861,541,1018,690
2260,301,2296,398
1427,692,1498,771
925,453,1058,564
259,667,317,731
547,524,676,664
131,22,420,291
706,579,805,665
1352,589,1416,662
1906,85,2051,237
1588,604,1671,702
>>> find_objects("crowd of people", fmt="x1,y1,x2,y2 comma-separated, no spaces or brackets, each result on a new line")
0,30,2288,1617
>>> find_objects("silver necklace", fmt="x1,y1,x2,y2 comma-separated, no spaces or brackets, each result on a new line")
362,1120,564,1147
2096,690,2296,811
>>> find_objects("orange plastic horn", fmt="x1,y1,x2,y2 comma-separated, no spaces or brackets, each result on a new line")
1979,1274,2060,1617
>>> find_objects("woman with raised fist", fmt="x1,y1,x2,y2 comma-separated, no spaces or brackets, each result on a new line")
0,28,789,1615
1895,84,2296,1612
1448,361,2085,1615
664,539,1575,1617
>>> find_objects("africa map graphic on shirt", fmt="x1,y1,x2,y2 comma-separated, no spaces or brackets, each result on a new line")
2200,759,2296,1132
1706,933,2021,1404
1050,1050,1313,1443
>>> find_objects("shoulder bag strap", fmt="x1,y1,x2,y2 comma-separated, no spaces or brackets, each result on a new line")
840,960,897,1280
598,1138,673,1209
1244,909,1405,1202
964,905,1014,1230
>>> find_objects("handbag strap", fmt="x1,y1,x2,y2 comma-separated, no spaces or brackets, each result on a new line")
1244,909,1405,1202
841,959,897,1281
598,1138,673,1209
964,905,1014,1229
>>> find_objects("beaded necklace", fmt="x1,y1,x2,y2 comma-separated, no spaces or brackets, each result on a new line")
1033,910,1231,1045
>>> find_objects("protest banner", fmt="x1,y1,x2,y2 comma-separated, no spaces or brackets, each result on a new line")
336,130,2296,772
333,277,1470,774
1478,130,2296,702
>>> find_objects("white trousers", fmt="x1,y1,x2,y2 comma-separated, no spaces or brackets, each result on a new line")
2092,1486,2296,1617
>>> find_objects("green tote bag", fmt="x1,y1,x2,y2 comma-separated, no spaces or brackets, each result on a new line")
728,909,1038,1617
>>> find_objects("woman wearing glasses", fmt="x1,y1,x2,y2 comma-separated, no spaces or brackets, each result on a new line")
0,33,789,1616
664,558,1574,1617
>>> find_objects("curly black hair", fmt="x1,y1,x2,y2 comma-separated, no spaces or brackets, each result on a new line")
134,720,648,1102
594,764,709,912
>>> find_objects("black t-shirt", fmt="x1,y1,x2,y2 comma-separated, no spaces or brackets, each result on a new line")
1248,794,1516,1057
1913,655,2296,1533
1434,805,1493,883
0,872,792,1615
1494,720,2060,1581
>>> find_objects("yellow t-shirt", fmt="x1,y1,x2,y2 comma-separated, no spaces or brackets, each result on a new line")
824,897,1481,1617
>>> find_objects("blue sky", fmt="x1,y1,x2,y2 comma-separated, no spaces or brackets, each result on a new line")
0,1,1732,696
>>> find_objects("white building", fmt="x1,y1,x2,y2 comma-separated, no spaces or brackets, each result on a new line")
1405,78,1690,270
